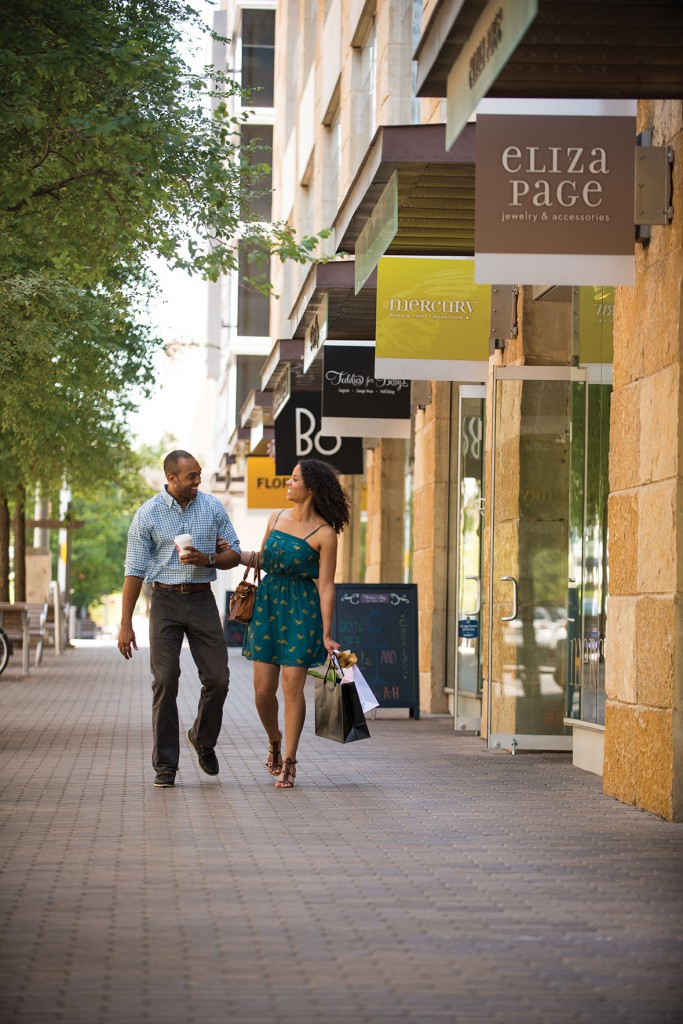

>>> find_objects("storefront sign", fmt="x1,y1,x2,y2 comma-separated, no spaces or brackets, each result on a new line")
303,294,328,372
375,256,491,382
475,104,636,285
273,390,364,476
577,286,614,364
246,457,290,510
321,341,411,438
446,0,538,150
355,172,399,294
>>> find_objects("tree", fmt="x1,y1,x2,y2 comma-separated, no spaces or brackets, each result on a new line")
0,0,325,287
66,448,159,612
0,0,328,595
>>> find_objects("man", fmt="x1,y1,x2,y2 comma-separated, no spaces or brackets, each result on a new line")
118,450,241,788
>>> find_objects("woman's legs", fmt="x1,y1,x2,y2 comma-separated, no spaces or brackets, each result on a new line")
252,661,281,742
274,665,308,786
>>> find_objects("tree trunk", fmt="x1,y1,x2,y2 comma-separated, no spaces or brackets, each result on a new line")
14,485,26,602
0,493,9,601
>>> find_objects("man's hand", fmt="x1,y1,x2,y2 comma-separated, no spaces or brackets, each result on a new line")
118,623,138,660
179,546,209,566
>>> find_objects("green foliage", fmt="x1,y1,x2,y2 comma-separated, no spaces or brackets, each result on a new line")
0,272,160,495
0,0,330,500
62,447,157,611
0,0,328,285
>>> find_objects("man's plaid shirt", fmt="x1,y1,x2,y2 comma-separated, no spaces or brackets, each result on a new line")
124,487,240,584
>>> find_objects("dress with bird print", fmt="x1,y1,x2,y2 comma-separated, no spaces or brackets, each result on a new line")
242,526,327,667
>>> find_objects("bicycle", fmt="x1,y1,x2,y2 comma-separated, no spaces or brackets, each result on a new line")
0,626,10,676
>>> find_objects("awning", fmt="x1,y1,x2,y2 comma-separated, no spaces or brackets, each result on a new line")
333,123,476,261
288,260,377,342
415,0,683,100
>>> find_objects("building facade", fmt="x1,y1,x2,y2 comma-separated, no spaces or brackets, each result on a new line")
208,1,683,821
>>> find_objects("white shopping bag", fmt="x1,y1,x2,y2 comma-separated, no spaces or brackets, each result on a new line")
331,653,380,713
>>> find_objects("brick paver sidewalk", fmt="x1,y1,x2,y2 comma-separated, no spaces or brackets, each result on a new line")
1,637,682,1024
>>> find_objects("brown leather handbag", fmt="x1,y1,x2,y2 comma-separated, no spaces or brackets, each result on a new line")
228,552,261,623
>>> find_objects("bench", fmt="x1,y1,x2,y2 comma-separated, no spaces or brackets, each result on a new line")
0,601,49,675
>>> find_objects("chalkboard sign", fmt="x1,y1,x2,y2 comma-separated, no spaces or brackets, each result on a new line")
333,584,419,718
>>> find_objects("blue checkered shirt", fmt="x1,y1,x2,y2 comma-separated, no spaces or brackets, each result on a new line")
124,487,241,583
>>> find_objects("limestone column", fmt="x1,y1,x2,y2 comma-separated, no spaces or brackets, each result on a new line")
603,100,683,821
412,382,450,713
365,438,406,584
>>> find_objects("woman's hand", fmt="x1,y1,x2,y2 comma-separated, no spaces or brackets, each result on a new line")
323,637,340,658
216,538,232,553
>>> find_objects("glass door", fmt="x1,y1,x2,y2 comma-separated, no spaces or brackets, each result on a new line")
487,366,587,751
566,372,611,725
454,386,485,731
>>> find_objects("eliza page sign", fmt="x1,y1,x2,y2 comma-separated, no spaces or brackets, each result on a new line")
321,342,411,439
475,103,636,286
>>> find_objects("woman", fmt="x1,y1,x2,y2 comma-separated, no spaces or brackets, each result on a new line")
230,460,350,788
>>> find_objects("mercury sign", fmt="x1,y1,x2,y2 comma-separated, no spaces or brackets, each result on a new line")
474,103,636,286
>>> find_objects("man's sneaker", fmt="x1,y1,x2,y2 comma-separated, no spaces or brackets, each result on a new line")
187,730,219,775
154,769,176,788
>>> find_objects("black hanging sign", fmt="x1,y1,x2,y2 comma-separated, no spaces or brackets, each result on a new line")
321,341,411,438
273,391,364,476
333,583,419,718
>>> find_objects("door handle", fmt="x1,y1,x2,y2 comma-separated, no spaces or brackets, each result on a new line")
464,576,481,616
500,576,518,622
567,578,576,621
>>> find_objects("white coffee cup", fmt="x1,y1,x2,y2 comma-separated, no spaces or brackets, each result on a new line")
174,533,193,557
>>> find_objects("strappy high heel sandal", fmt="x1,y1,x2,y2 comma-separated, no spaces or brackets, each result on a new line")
265,731,283,775
274,758,297,789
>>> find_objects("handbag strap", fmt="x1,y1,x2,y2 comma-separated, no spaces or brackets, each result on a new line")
241,550,261,584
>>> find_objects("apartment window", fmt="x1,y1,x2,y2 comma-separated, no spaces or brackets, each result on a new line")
241,8,275,107
235,355,264,414
325,105,342,214
410,0,422,125
237,245,270,336
240,123,273,221
360,18,377,142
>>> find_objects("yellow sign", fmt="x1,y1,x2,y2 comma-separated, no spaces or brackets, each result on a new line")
375,257,491,382
246,457,290,510
578,286,614,364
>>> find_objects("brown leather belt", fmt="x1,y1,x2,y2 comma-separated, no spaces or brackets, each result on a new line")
153,582,212,594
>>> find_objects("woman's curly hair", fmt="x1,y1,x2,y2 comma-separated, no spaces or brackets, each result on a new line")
298,459,351,534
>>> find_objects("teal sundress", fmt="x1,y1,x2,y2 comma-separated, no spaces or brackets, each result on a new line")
242,524,327,668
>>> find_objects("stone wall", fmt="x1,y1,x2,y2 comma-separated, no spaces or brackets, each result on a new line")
603,100,683,821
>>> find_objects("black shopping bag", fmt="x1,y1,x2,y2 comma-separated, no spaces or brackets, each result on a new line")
314,664,371,744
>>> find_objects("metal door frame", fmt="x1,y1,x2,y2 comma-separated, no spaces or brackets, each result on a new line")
486,365,587,751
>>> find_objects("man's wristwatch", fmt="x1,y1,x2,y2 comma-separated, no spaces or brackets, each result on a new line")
207,552,216,568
